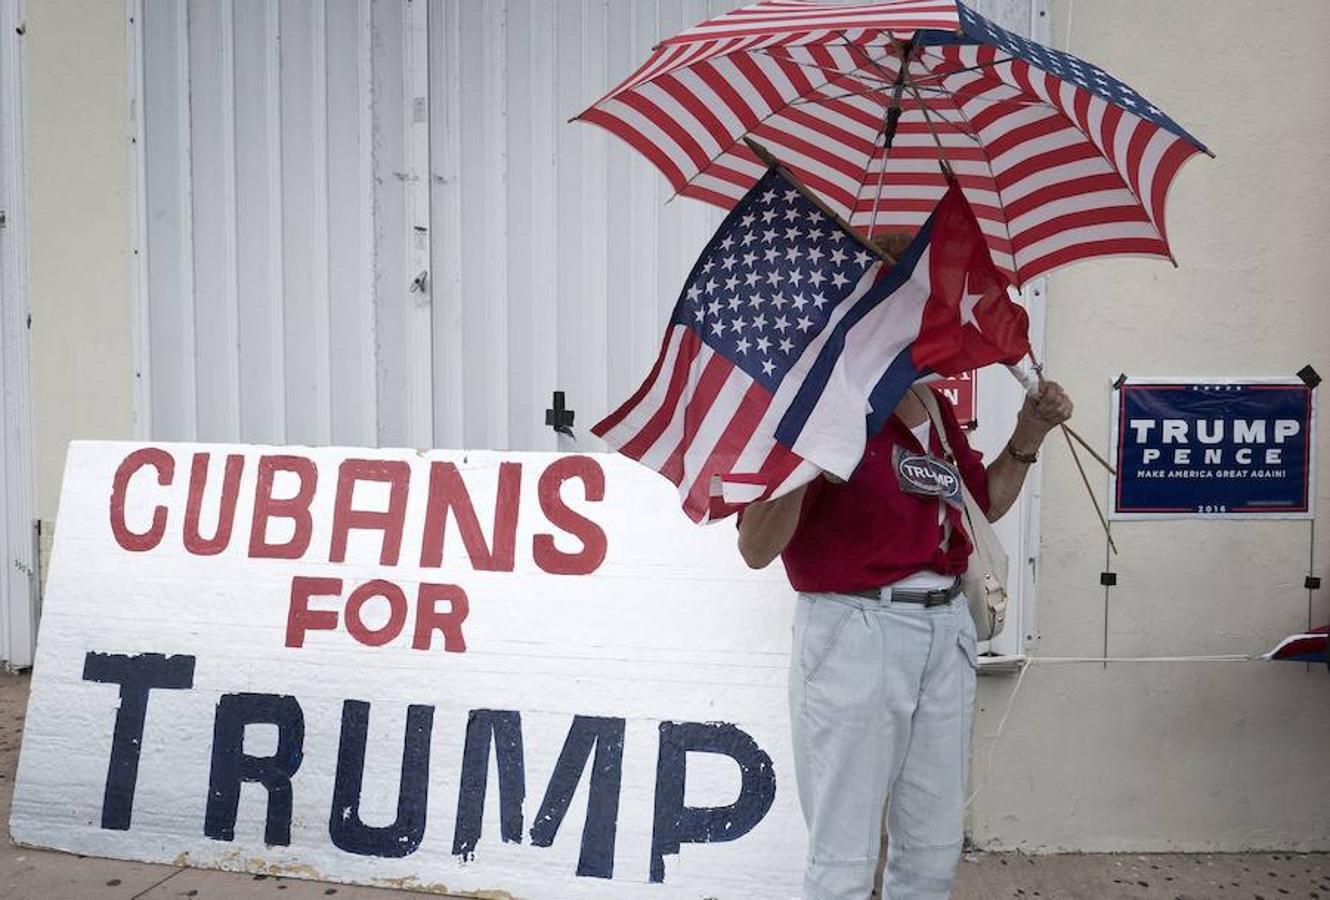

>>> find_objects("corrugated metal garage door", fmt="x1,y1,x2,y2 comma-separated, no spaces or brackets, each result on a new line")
134,0,1040,454
133,0,1045,661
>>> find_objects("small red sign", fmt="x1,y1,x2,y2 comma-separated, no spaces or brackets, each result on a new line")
933,371,977,425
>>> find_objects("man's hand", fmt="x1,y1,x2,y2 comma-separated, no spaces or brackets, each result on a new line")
1012,380,1073,451
985,380,1074,522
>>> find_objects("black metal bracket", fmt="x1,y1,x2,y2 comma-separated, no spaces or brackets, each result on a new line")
1100,572,1118,587
1297,364,1321,389
1307,575,1322,591
545,391,575,438
1112,373,1127,390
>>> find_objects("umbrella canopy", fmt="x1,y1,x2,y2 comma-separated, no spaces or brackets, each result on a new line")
575,0,1210,286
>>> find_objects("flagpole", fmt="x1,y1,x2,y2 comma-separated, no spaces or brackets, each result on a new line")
1063,424,1119,554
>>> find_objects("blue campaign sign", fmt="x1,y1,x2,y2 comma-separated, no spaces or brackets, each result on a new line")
1111,380,1316,519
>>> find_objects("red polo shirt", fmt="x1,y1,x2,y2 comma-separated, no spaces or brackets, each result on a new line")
781,390,991,593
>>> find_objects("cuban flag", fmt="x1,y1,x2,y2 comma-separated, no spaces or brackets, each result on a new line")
593,168,1029,523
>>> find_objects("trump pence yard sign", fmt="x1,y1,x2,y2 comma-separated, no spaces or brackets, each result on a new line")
12,442,806,899
1111,378,1316,519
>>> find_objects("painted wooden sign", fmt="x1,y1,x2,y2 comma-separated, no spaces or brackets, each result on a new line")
933,370,978,426
12,442,804,899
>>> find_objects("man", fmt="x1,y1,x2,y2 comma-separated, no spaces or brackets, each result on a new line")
737,357,1072,899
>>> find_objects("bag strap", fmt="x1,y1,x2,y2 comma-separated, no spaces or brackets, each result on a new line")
911,387,1006,585
912,385,957,462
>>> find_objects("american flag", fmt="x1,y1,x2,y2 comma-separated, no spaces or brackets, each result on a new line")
594,167,1028,523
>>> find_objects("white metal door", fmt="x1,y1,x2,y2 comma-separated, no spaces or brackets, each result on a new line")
0,0,37,669
136,0,1041,449
133,0,1045,657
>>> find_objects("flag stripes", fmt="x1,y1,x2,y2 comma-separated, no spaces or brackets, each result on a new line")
595,168,1030,524
576,0,1207,286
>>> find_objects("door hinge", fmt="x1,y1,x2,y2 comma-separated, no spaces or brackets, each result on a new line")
0,210,7,229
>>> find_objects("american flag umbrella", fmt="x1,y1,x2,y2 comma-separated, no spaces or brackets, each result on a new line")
574,0,1211,286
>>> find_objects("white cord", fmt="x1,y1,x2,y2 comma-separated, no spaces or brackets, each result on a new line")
965,655,1030,809
1015,654,1255,663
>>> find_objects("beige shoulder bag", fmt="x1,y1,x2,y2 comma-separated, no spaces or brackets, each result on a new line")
912,387,1009,641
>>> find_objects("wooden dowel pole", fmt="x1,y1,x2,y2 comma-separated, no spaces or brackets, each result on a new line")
1062,422,1117,476
1063,424,1119,554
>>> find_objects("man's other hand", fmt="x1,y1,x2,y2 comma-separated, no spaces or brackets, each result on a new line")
1017,381,1073,439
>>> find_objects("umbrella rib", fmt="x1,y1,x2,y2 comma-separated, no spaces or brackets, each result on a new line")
910,55,1018,89
666,42,907,202
909,84,1062,111
785,87,984,147
851,37,970,233
916,47,1170,254
856,43,969,160
749,45,896,88
790,75,901,116
796,80,1063,115
908,50,1020,277
903,80,956,179
844,33,909,241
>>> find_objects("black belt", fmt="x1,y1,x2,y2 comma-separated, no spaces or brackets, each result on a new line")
850,577,963,607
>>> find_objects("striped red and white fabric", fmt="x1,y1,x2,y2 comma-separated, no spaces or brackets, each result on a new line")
592,168,1029,524
576,0,1209,286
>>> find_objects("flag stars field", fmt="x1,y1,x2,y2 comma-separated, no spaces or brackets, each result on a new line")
671,176,875,395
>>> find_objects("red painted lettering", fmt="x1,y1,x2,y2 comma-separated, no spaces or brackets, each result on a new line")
285,576,343,648
182,453,244,556
248,455,318,559
344,580,409,647
419,461,521,571
412,583,469,653
328,459,410,565
534,456,607,576
109,447,175,552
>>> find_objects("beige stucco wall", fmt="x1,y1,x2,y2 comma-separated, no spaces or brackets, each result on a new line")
24,0,135,525
969,0,1330,851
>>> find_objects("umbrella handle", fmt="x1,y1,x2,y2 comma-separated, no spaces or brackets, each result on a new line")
1007,360,1041,397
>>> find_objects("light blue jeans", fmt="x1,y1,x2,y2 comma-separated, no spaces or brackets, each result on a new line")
789,587,978,900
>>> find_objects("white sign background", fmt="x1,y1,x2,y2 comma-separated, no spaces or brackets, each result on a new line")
12,442,805,899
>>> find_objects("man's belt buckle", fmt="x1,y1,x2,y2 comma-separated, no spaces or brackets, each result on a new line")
922,588,952,607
